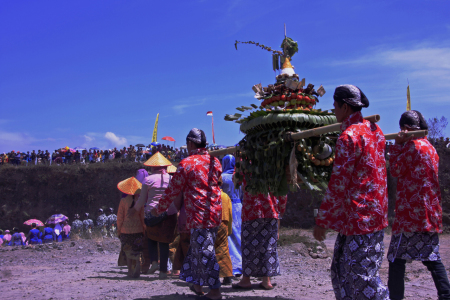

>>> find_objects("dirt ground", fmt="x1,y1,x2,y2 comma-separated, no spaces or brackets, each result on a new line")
0,230,449,300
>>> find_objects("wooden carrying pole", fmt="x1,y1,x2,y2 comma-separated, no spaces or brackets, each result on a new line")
208,114,427,157
384,130,427,140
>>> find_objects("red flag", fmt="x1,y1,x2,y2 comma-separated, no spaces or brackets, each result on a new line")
206,111,213,116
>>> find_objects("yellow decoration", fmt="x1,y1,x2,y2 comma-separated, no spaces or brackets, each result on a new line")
152,113,159,143
282,57,293,69
406,85,411,111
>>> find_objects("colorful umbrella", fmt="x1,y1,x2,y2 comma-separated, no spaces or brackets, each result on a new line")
150,142,160,146
59,148,76,153
162,136,175,142
46,214,68,224
24,219,44,226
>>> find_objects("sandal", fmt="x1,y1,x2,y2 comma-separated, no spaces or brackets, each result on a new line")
189,285,205,296
231,283,252,289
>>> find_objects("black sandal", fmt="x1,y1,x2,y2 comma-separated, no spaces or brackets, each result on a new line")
189,285,205,296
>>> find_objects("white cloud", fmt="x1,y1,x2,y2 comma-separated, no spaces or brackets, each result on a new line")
105,132,127,147
331,46,450,88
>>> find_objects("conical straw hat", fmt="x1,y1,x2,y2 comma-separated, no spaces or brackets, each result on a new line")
117,177,142,195
282,57,293,69
167,164,177,173
144,152,172,167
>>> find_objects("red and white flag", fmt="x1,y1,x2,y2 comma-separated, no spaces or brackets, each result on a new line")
206,111,215,144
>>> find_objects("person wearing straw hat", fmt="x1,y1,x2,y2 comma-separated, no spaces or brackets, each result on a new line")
150,128,223,300
313,85,389,300
116,177,145,278
387,111,450,300
129,152,176,279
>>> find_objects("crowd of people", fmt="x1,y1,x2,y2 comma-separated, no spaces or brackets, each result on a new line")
2,85,449,300
0,208,118,246
0,144,190,166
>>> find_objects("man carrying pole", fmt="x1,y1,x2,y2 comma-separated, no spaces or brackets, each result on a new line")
313,85,389,300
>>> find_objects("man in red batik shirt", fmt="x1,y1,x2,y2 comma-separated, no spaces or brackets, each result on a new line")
151,128,223,300
387,110,450,300
313,85,389,300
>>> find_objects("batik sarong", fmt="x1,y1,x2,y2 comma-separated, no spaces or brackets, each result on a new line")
387,232,441,263
242,218,280,277
119,233,144,262
228,199,242,275
214,221,233,278
180,227,221,289
173,232,191,271
331,231,389,300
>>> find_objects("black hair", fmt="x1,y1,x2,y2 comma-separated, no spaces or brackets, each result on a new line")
186,129,207,148
334,98,362,112
31,223,37,228
399,110,428,130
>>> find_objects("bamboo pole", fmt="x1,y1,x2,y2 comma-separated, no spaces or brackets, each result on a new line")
384,130,427,140
209,114,380,157
209,115,430,157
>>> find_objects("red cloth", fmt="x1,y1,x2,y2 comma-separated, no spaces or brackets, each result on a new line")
316,111,388,235
389,137,442,234
155,148,222,229
241,180,287,222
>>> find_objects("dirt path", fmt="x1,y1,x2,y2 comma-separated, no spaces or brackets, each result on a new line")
0,230,449,299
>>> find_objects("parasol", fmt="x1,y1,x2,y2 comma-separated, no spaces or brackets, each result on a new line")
135,144,146,147
162,136,176,147
73,147,85,150
90,147,100,150
24,219,44,227
150,142,160,147
162,136,175,142
46,214,68,225
59,148,76,153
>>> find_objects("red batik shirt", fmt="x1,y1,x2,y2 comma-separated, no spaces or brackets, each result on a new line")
154,148,222,230
241,179,287,222
316,111,388,235
389,137,442,234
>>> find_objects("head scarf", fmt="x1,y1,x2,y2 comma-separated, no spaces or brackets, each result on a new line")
222,154,235,174
186,128,203,144
333,84,369,108
399,110,428,130
135,169,149,184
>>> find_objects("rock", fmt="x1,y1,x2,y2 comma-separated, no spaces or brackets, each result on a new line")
70,242,76,247
316,246,323,251
310,253,319,259
78,246,83,250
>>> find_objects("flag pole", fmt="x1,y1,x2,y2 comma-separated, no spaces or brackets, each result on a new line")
212,114,216,144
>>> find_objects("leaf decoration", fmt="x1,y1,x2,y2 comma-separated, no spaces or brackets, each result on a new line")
280,37,298,58
235,40,283,55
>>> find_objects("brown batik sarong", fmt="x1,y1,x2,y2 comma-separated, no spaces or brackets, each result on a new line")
214,221,233,278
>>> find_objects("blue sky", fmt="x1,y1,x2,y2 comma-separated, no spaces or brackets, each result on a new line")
1,0,449,152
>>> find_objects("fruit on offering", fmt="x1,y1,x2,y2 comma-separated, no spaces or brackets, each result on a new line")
225,34,339,196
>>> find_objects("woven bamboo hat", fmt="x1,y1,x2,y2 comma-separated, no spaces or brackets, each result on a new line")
144,151,172,167
167,164,177,173
117,177,142,195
